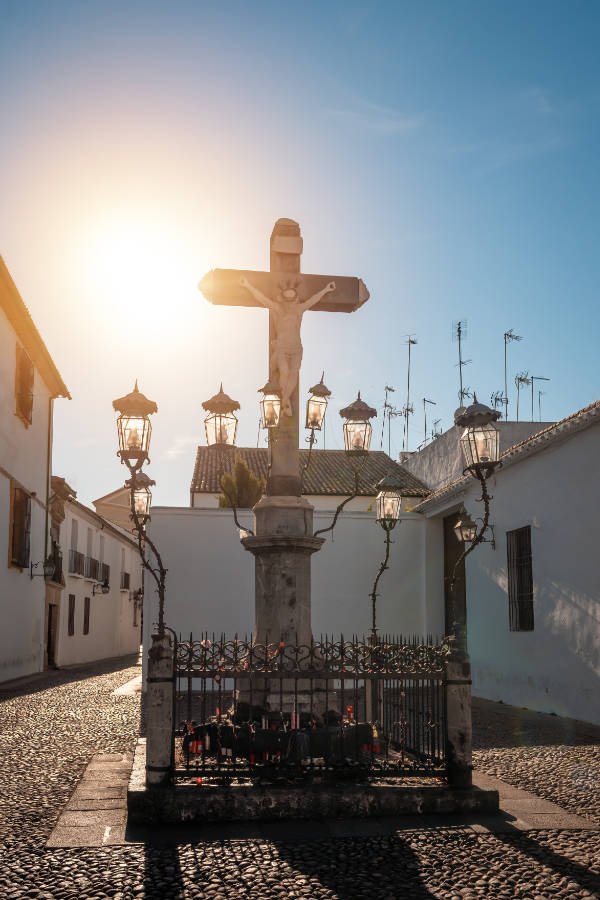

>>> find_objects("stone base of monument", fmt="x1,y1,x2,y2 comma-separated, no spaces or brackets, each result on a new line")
128,739,499,825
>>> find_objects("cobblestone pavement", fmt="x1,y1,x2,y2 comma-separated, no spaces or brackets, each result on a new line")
0,661,599,899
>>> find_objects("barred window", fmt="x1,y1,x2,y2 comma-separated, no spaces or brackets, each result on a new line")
83,597,90,635
507,526,534,631
15,344,34,425
10,485,31,568
68,595,75,636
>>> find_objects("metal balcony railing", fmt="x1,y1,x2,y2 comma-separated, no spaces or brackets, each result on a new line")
120,571,131,590
84,556,100,581
68,549,85,576
99,562,110,584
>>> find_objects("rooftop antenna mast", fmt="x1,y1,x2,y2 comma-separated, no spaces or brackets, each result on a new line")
538,389,545,422
452,320,472,405
530,376,550,421
503,329,523,419
380,385,397,455
423,397,436,446
402,336,417,452
514,372,530,422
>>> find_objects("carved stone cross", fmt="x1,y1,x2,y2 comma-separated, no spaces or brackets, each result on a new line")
199,218,369,496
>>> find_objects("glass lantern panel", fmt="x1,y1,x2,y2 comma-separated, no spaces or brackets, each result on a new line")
460,423,499,467
260,394,281,429
377,491,401,522
205,412,238,446
118,415,151,455
306,396,327,430
343,420,372,453
133,489,151,518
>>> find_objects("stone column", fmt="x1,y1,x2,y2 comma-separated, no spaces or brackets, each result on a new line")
444,651,473,788
145,632,174,787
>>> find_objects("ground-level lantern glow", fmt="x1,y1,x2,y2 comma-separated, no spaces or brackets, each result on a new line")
340,392,377,455
202,384,240,447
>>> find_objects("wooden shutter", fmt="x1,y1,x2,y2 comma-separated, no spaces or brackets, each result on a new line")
507,526,534,631
68,595,75,636
83,597,90,635
15,345,34,424
10,487,31,568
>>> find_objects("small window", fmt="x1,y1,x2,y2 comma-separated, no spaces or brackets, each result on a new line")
507,526,534,631
10,485,31,568
15,344,34,425
83,597,90,635
68,595,75,636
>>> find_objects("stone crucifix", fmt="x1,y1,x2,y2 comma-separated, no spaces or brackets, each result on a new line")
199,218,369,497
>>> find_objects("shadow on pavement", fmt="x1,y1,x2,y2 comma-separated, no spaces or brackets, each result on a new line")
0,653,140,699
472,697,600,750
143,843,185,899
495,829,600,897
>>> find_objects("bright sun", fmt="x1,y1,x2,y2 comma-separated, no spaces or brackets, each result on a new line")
82,217,203,336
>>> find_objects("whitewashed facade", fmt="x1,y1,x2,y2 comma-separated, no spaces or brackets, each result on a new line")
55,497,142,667
0,258,70,682
406,405,600,725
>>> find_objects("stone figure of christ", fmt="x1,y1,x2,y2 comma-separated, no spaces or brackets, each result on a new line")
239,275,336,416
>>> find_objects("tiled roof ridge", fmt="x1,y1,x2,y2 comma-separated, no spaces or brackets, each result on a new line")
190,446,429,497
415,398,600,511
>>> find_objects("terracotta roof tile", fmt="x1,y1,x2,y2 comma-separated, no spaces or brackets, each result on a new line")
191,447,429,498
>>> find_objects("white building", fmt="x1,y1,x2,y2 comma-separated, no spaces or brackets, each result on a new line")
0,258,70,682
144,449,430,669
51,483,142,667
405,402,600,726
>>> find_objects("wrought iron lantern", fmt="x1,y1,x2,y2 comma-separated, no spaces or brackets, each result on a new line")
125,471,155,524
375,474,403,530
259,381,281,429
112,381,158,471
202,384,240,447
454,510,477,544
30,556,56,580
340,392,377,455
305,373,331,431
455,396,501,476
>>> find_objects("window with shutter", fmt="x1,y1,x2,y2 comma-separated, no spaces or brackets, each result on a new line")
83,597,90,635
507,526,534,631
68,595,75,636
10,485,31,569
15,344,34,425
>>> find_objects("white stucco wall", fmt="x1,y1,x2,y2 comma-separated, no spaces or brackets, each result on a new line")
143,505,443,680
422,422,600,725
0,306,53,681
402,422,554,491
54,503,142,667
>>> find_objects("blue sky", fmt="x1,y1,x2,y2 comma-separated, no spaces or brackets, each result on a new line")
1,1,599,505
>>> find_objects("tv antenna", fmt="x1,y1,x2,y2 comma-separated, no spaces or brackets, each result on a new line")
490,390,504,413
503,329,523,418
422,398,436,447
538,390,546,422
402,336,417,452
514,372,531,422
380,385,399,456
452,320,471,405
530,376,549,420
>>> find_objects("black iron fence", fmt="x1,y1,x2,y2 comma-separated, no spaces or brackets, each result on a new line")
172,633,451,785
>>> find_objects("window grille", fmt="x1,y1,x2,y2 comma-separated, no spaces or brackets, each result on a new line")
15,345,34,425
10,486,31,568
83,597,90,635
507,526,534,631
68,595,75,636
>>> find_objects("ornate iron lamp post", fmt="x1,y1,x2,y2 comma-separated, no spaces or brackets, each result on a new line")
302,374,331,488
451,395,501,585
370,474,403,637
112,382,167,635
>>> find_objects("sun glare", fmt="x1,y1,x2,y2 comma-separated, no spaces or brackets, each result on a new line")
81,217,203,338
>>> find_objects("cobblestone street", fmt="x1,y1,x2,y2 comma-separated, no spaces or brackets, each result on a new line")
1,657,599,899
